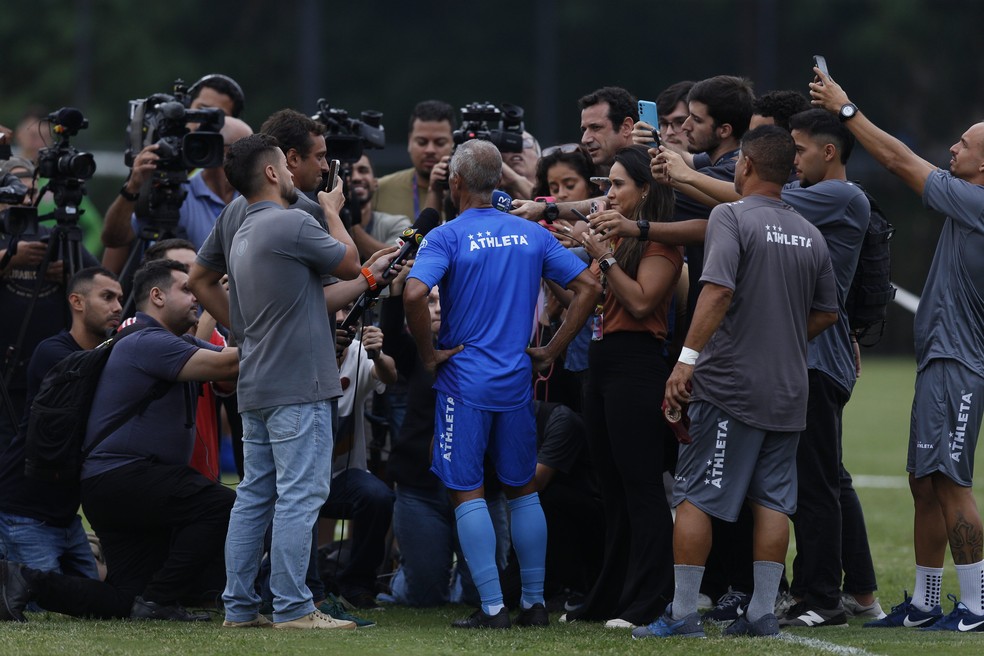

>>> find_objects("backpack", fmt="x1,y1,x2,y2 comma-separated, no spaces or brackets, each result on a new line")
24,324,168,482
846,190,897,347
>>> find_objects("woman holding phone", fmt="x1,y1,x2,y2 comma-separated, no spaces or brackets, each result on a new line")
563,145,683,628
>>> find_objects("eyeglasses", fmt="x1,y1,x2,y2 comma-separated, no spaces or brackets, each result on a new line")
658,116,687,132
541,143,582,157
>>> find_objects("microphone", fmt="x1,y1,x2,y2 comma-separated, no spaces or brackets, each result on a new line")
491,189,513,213
47,107,88,135
381,207,440,280
340,208,440,332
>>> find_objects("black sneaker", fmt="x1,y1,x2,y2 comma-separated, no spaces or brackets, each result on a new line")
703,590,750,624
0,561,31,623
515,603,549,627
451,607,511,629
130,596,211,622
778,601,847,628
724,612,780,637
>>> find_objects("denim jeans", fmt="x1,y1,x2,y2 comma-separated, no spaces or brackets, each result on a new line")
0,511,99,580
222,400,334,623
390,483,509,607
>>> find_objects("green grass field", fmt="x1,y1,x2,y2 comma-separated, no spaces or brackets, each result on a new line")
3,357,984,655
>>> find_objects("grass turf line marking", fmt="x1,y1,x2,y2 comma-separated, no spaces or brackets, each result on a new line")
778,633,881,656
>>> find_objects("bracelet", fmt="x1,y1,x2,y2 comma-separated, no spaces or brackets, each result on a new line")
361,267,378,293
678,347,700,366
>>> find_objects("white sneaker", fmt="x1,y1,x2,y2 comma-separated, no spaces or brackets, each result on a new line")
697,593,713,611
223,614,273,628
274,609,357,630
774,591,795,617
841,593,887,619
604,617,637,629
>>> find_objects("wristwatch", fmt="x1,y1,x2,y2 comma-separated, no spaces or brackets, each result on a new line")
598,256,617,273
636,218,650,241
118,184,139,202
543,202,560,223
839,103,858,122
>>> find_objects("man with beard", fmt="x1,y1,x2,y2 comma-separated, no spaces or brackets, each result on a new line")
0,268,122,582
219,134,358,630
375,100,455,220
0,260,240,623
348,154,411,260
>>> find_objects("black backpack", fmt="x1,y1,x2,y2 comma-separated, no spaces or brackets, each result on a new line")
24,324,169,482
846,190,897,347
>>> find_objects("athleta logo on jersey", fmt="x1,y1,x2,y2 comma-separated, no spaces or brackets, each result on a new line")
704,418,729,488
764,222,813,248
439,396,455,462
950,391,974,462
467,231,530,252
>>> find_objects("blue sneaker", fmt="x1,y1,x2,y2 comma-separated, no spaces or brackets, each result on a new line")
631,604,705,639
921,594,984,632
863,591,942,628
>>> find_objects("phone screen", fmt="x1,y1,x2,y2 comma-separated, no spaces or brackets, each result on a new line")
813,55,829,81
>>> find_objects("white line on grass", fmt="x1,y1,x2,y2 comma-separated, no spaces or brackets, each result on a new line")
852,475,908,489
778,633,882,656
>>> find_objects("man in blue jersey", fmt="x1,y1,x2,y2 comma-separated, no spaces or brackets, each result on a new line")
812,68,984,632
403,139,599,629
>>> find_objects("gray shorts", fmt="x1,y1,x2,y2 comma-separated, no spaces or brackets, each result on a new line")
672,401,799,522
908,358,984,486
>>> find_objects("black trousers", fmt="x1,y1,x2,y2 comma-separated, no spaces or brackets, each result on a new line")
569,332,675,625
790,369,853,608
26,461,234,618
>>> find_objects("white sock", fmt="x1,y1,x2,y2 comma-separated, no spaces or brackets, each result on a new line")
955,561,984,615
912,565,944,611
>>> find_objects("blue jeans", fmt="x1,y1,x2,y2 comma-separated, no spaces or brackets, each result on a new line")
390,483,509,607
222,400,334,623
0,511,99,580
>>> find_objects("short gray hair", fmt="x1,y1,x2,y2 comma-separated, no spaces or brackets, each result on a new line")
449,140,501,201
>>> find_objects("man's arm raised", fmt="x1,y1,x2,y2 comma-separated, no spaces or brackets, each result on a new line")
810,68,935,196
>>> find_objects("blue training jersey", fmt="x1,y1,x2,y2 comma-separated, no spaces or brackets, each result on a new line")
408,207,586,410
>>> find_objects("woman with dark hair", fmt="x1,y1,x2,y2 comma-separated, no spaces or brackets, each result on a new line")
564,144,683,628
532,144,601,202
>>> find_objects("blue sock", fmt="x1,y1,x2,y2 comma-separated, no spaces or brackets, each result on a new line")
454,498,503,614
507,492,546,609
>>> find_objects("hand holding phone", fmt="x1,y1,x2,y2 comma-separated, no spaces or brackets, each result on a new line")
325,159,341,192
638,100,661,148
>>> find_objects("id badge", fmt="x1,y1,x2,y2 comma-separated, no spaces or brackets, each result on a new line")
590,305,604,341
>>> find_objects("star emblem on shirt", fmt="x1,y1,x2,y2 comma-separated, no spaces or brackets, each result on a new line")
704,478,710,485
468,234,474,240
485,231,491,237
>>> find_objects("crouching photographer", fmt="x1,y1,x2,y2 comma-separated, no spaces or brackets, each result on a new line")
0,259,239,622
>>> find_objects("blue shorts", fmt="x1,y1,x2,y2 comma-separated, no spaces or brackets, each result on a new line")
430,394,536,491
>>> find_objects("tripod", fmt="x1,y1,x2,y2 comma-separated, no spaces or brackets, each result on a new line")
0,203,87,429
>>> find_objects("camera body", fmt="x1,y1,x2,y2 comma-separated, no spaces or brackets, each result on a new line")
452,102,525,153
125,84,225,172
36,107,96,215
311,99,385,164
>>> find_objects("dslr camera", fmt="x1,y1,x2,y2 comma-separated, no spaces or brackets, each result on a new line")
35,107,97,217
453,102,525,153
311,99,385,164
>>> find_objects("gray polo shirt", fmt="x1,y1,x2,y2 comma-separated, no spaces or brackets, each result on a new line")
693,195,839,431
917,170,984,375
228,201,347,412
783,179,870,394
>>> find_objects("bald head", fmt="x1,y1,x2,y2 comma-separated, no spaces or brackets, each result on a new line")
449,140,501,204
221,116,253,147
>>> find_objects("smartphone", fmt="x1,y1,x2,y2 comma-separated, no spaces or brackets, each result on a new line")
325,159,341,191
813,55,829,83
638,100,661,148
